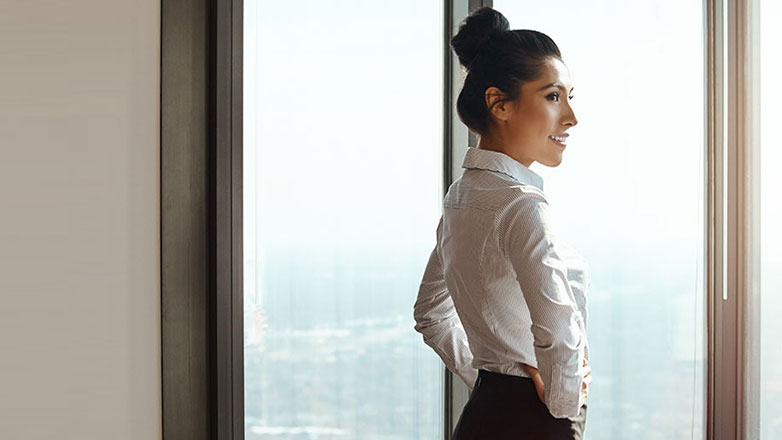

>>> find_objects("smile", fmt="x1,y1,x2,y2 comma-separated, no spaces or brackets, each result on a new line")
549,134,568,147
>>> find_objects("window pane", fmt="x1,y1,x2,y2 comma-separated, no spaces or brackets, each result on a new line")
493,2,706,438
760,1,782,437
243,1,444,439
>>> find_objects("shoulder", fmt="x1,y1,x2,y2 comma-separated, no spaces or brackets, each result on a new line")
446,170,550,225
495,185,553,253
497,184,549,221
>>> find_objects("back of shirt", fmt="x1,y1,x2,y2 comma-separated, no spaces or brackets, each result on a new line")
440,168,542,375
413,147,590,420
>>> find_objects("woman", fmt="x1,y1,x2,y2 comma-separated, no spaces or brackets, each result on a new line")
412,6,592,439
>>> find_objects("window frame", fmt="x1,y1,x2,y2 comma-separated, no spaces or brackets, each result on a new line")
442,1,492,437
161,0,244,438
159,0,763,438
706,0,761,438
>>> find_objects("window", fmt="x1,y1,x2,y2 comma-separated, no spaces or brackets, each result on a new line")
493,1,707,438
162,1,774,438
242,1,445,438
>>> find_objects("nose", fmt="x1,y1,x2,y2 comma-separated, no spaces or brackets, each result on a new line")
563,104,578,127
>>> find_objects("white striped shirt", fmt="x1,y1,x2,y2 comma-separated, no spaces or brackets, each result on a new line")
413,146,590,419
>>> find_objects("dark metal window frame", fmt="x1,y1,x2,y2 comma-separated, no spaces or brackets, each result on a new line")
161,0,243,438
160,0,761,439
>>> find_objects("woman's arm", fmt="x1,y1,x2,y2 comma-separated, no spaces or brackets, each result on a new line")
413,215,479,391
523,358,591,407
500,192,589,419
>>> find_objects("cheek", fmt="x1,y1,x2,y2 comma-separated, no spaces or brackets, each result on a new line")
513,101,558,141
540,106,559,131
527,102,557,134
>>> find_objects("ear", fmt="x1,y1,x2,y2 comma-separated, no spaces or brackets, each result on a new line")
484,86,512,122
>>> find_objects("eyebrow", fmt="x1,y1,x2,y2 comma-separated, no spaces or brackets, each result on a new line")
537,82,574,93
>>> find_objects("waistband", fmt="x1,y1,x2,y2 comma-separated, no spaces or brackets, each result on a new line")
476,368,536,392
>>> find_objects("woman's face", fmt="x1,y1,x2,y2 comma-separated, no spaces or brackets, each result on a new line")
483,57,578,168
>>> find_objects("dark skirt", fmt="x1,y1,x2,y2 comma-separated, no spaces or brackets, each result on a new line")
451,369,587,440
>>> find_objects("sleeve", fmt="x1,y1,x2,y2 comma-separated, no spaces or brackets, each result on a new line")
499,194,587,419
413,215,479,391
562,244,591,361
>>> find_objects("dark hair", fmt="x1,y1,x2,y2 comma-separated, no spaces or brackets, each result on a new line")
450,7,563,137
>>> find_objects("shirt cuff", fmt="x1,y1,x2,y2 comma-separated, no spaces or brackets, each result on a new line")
458,365,479,391
546,362,584,419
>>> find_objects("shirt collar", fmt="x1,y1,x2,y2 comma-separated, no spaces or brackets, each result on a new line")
461,147,544,191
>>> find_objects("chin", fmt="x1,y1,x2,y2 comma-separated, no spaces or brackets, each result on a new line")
540,155,564,168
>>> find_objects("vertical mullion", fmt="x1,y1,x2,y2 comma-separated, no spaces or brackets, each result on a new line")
442,2,454,436
216,0,244,437
734,0,761,437
708,0,761,438
442,0,491,438
215,0,232,433
707,0,736,436
706,0,731,437
231,0,245,437
161,0,213,437
442,1,467,437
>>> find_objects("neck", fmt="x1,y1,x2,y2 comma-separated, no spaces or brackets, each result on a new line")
477,137,534,168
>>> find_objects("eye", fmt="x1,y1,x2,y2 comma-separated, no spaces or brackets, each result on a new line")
547,92,575,102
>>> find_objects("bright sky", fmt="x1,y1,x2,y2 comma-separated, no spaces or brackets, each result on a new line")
495,0,705,265
243,0,443,249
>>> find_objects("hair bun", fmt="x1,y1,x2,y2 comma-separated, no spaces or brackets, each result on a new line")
450,7,510,70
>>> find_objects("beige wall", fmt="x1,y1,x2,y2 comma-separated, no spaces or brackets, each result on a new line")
0,0,161,438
